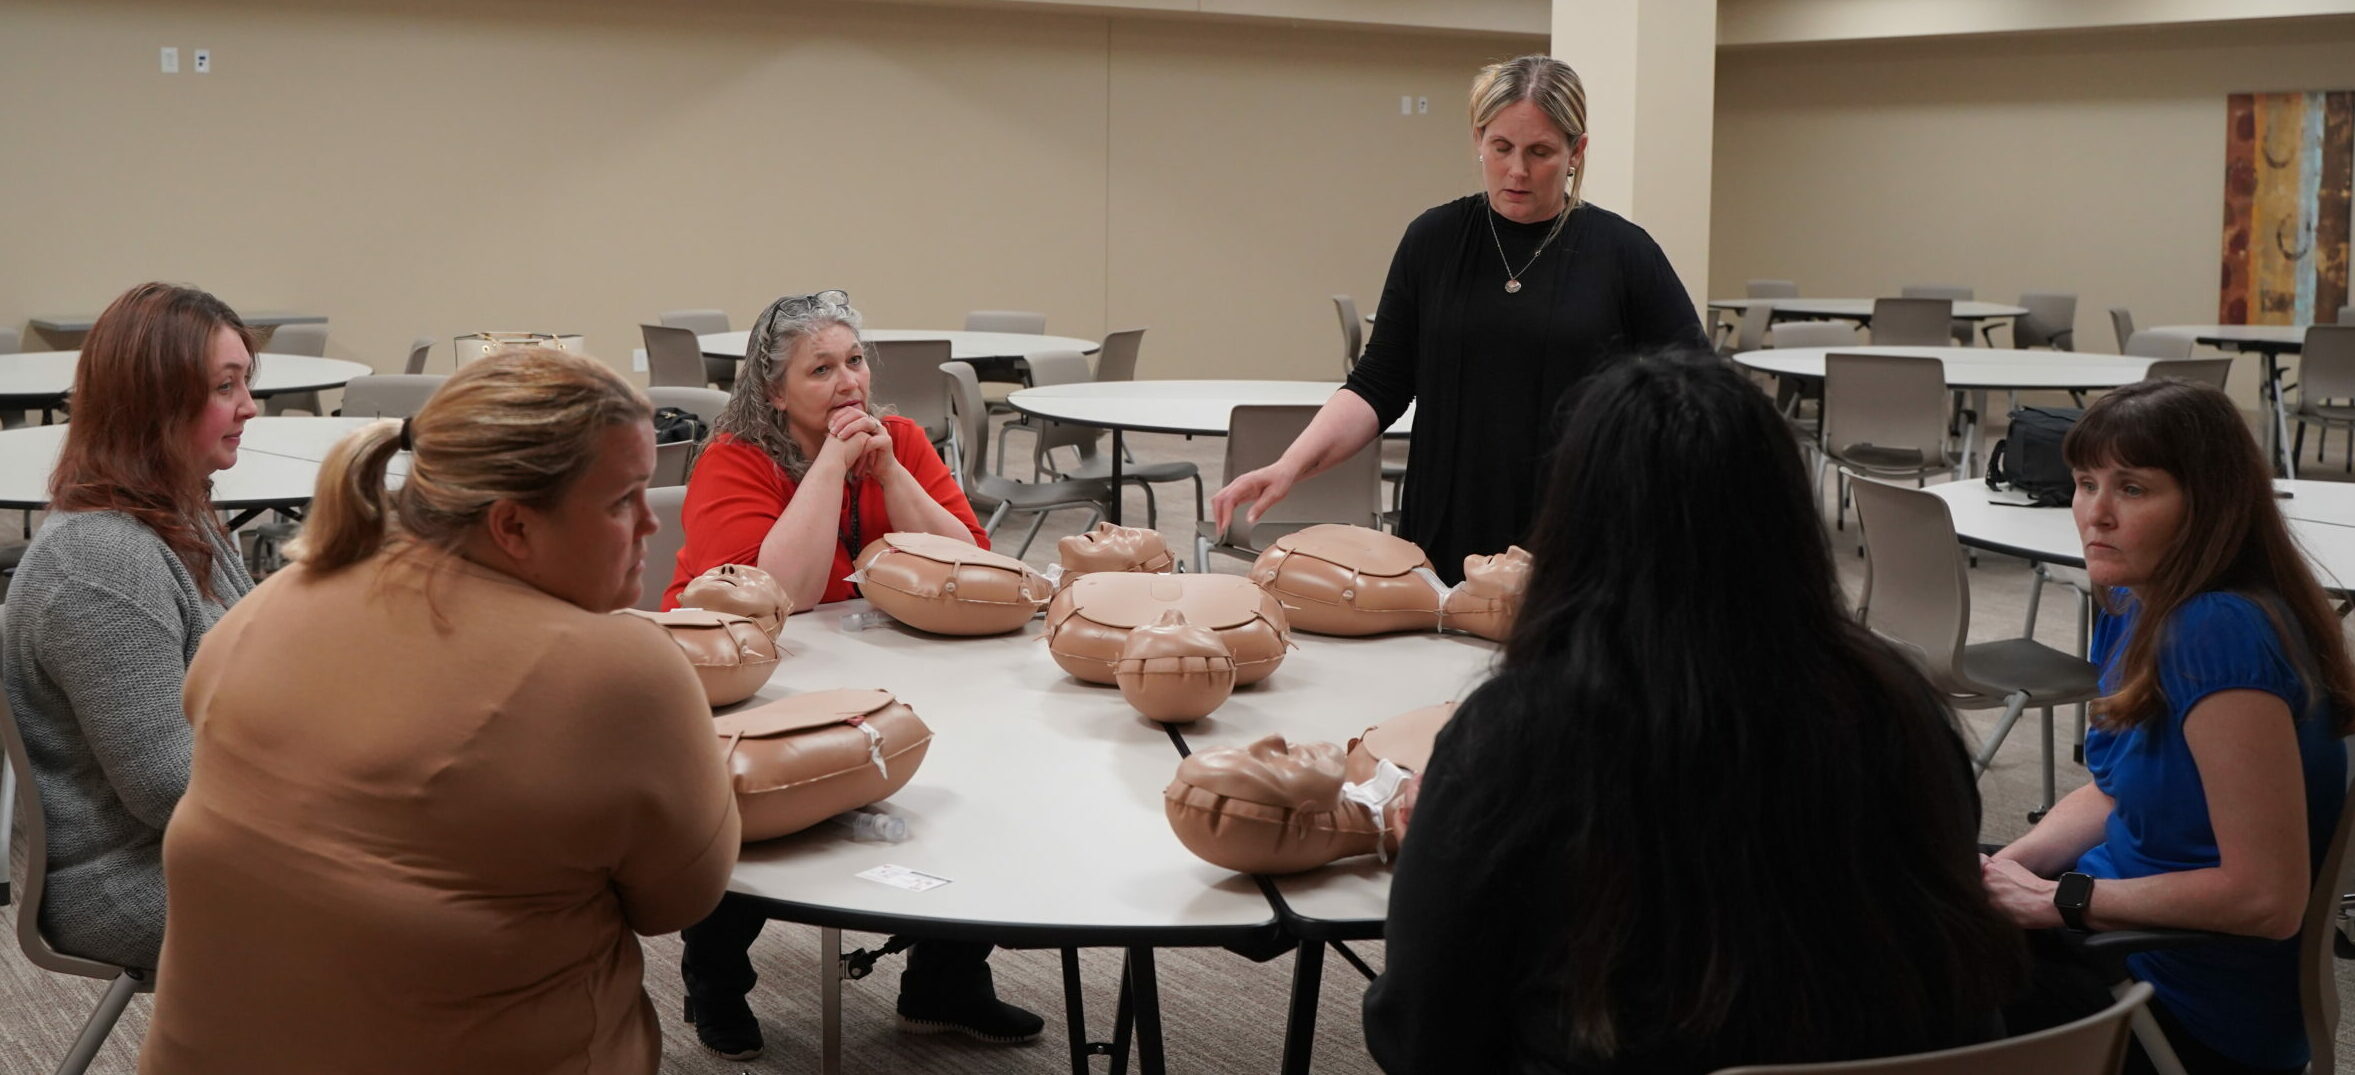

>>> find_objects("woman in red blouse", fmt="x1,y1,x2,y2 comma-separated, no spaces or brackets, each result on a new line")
667,290,1039,1060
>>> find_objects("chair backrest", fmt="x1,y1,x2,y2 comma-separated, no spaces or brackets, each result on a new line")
2140,357,2231,389
963,310,1046,334
1733,303,1774,352
1095,329,1146,383
1332,295,1364,374
268,322,329,357
651,438,695,487
2297,766,2355,1075
2302,325,2355,401
1900,284,1974,301
1710,982,2150,1075
1219,405,1381,536
1768,320,1860,349
2109,307,2136,351
1746,279,1800,298
1024,351,1105,458
2339,304,2354,326
638,485,688,611
404,336,433,375
641,323,709,388
2014,292,2078,350
940,360,993,488
2121,331,2194,359
0,326,20,355
867,339,954,441
1848,476,1973,692
0,614,130,981
1871,298,1955,346
659,308,730,336
1825,353,1950,469
340,374,447,418
646,386,731,429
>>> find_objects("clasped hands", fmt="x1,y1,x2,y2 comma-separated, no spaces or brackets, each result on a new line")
818,404,896,482
1980,853,2065,929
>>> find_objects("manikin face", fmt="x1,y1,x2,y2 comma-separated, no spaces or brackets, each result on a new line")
1460,546,1533,597
1183,735,1347,807
767,323,870,452
2072,459,2187,592
1477,100,1585,225
511,422,660,612
188,325,257,475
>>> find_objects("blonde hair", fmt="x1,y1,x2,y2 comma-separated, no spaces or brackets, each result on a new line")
293,347,652,571
1469,55,1590,211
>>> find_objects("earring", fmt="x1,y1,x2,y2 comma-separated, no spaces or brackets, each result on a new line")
1476,154,1484,162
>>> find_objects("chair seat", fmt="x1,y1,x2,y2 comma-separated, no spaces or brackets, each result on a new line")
973,475,1115,512
2297,402,2355,423
1055,455,1199,484
1956,638,2101,704
1833,442,1949,471
1192,518,1316,558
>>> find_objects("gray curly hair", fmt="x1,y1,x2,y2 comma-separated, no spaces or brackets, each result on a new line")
716,290,880,481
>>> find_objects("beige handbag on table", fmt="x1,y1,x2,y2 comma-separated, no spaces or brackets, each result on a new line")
1044,571,1291,686
617,608,779,707
1250,524,1446,636
855,532,1053,636
714,689,933,841
454,332,586,365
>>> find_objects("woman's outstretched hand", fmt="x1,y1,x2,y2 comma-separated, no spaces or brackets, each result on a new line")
1210,462,1301,536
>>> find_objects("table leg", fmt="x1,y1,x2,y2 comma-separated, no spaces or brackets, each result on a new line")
1110,961,1134,1075
1060,948,1092,1075
1281,940,1327,1075
1962,390,1987,478
1125,946,1165,1075
1108,429,1127,526
821,927,843,1075
2267,352,2293,478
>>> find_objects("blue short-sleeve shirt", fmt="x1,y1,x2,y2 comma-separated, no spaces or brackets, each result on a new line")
2077,590,2347,1069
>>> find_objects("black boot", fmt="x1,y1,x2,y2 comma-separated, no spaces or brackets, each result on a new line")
894,939,1044,1044
681,896,768,1060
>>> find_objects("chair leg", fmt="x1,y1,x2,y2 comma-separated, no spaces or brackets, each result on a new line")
2295,421,2309,469
1016,511,1050,559
1195,533,1211,575
1141,484,1158,530
2022,563,2045,638
0,758,13,906
983,502,1010,536
2120,987,2190,1075
1191,476,1205,524
2032,706,2057,822
1971,692,2032,777
55,969,144,1075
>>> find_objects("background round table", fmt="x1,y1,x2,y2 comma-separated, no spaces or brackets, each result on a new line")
0,416,390,524
698,328,1101,361
2146,324,2314,476
733,601,1496,1074
0,352,373,407
1707,298,2029,323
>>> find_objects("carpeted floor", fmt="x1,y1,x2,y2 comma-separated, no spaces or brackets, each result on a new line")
6,404,2355,1074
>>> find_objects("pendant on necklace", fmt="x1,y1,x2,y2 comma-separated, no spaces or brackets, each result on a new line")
1505,279,1522,294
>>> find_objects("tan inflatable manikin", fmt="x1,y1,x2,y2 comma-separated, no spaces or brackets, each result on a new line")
679,562,792,638
1113,610,1236,723
713,688,933,841
617,608,780,707
1058,522,1176,577
1163,735,1382,875
855,532,1053,636
1440,546,1531,642
1165,702,1459,875
1250,524,1445,636
1044,571,1291,686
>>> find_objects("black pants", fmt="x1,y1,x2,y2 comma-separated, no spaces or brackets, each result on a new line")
681,893,998,1009
2006,930,2302,1075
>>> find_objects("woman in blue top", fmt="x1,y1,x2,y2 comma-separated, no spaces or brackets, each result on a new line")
1984,379,2354,1074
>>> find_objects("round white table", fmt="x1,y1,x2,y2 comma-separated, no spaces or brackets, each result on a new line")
2147,324,2314,477
0,416,391,525
0,352,373,407
697,329,1102,363
1006,380,1414,526
734,601,1497,1074
1926,478,2355,597
1708,298,2030,323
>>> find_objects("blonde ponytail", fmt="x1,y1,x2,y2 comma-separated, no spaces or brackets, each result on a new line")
288,418,405,571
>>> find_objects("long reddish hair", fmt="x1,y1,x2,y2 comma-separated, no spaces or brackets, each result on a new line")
50,283,257,600
2063,379,2355,733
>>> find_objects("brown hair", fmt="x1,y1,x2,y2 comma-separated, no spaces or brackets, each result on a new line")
50,282,259,600
291,347,650,571
2063,379,2355,733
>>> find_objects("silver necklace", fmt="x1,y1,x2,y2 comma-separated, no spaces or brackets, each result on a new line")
1486,201,1571,293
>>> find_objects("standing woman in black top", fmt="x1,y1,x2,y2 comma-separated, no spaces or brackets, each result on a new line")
1209,55,1705,580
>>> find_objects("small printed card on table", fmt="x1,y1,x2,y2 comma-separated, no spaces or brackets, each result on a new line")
857,864,952,892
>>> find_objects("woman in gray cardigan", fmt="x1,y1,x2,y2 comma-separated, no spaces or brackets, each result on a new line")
3,283,259,969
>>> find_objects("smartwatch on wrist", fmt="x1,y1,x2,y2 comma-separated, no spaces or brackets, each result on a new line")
2054,872,2096,931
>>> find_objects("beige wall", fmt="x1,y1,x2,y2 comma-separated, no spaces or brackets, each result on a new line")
0,0,1538,383
1721,0,2355,47
1711,16,2355,404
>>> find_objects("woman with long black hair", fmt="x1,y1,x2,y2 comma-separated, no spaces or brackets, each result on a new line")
1362,349,2023,1073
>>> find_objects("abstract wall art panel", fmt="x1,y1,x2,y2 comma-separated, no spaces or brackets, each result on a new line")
2221,91,2353,325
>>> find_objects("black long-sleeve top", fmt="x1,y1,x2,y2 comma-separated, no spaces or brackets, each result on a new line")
1343,196,1704,582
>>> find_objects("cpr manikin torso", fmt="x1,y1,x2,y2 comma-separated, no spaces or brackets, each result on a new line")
1164,702,1458,875
1440,546,1531,641
855,532,1052,636
1250,524,1446,636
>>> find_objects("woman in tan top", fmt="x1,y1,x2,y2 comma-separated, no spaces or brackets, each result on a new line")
141,348,740,1074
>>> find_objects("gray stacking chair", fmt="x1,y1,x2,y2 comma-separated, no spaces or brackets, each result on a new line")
2109,308,2137,351
1745,279,1800,298
1,615,156,1074
1094,328,1146,384
1020,351,1203,528
651,439,696,488
638,485,688,612
940,361,1114,557
263,322,328,416
640,324,710,389
1332,295,1364,375
403,336,433,375
2121,331,2194,359
1990,291,2077,350
1195,404,1382,572
963,310,1047,335
1766,320,1861,349
2291,325,2355,474
1870,298,1955,347
2140,357,2231,390
2341,305,2355,326
659,308,735,390
1901,283,1976,344
1710,983,2150,1075
340,374,446,419
1722,303,1774,358
1819,352,1958,526
868,339,955,446
1849,477,2102,819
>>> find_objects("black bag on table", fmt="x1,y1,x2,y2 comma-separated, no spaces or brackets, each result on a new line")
1985,406,2081,507
653,406,708,446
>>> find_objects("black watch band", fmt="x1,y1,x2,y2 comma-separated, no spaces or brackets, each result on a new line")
2054,871,2095,931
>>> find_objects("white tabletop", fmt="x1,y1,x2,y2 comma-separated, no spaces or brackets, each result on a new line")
1708,298,2029,320
2146,324,2311,351
1007,380,1415,438
696,329,1103,363
1927,478,2355,595
29,311,327,333
0,352,373,402
1734,346,2154,391
0,416,392,509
